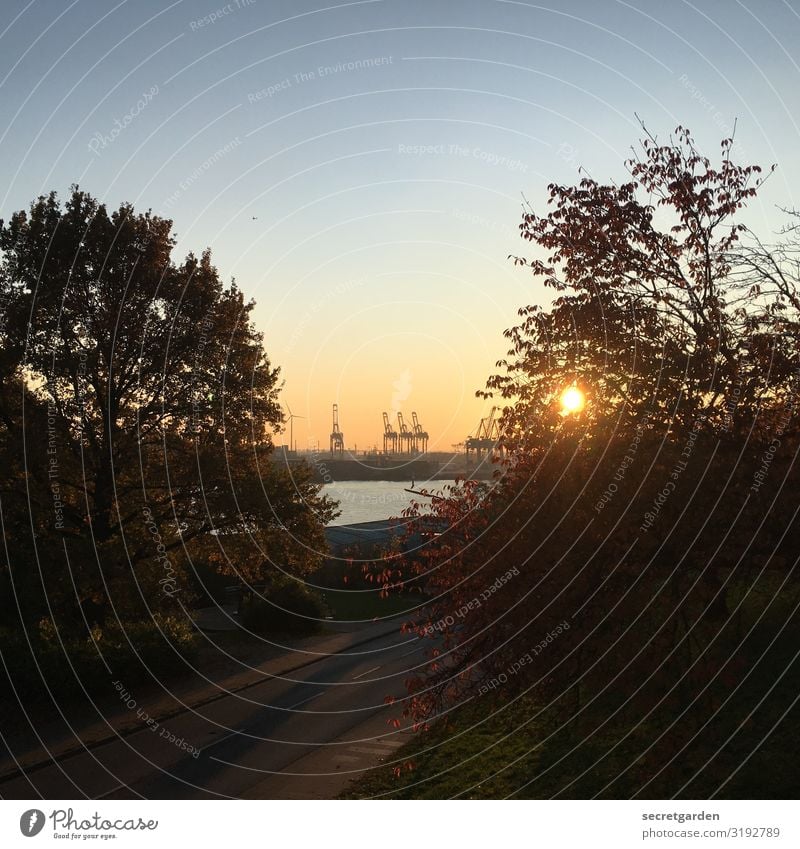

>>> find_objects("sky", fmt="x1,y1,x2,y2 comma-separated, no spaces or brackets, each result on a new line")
2,0,800,451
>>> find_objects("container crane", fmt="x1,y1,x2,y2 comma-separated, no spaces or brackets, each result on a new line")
411,411,429,454
397,412,414,455
465,406,501,463
329,404,344,456
382,412,398,455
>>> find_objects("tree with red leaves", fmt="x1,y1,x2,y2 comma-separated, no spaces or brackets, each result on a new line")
379,126,799,743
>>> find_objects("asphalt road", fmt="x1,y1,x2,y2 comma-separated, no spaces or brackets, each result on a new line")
0,627,425,799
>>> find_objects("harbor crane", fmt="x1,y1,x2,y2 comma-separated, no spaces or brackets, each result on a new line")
397,412,415,455
465,406,501,464
411,411,429,454
382,412,398,454
329,404,345,456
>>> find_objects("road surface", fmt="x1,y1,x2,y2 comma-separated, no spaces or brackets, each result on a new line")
0,627,424,799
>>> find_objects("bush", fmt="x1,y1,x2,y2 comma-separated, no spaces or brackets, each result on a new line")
0,614,199,708
241,578,327,635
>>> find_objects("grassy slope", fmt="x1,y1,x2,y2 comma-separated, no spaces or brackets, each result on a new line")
323,588,423,622
344,615,800,799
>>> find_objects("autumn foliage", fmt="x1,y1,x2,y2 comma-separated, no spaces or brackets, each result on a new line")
376,127,800,749
0,189,336,629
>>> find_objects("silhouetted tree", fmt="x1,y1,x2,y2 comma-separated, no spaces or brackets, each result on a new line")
0,188,335,624
381,128,800,756
494,124,782,443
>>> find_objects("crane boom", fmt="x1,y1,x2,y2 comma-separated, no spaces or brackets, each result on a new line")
411,411,428,453
329,403,344,456
382,411,398,454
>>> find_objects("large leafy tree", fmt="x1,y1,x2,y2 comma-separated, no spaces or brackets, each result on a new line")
0,188,335,624
382,128,800,747
492,125,783,442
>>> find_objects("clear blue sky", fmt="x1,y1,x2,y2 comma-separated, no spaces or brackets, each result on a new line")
2,0,799,449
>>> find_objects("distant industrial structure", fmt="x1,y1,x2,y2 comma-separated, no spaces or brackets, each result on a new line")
272,402,501,482
397,412,413,454
320,403,498,465
382,412,398,454
285,403,303,454
412,412,428,453
309,405,433,458
329,404,344,457
379,411,430,457
465,406,501,464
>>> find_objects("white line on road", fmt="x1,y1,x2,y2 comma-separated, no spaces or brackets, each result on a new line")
397,643,423,659
96,781,141,799
286,691,321,710
200,690,322,756
200,728,247,754
352,665,381,680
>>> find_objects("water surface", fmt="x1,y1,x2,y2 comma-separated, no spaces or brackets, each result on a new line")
322,479,454,526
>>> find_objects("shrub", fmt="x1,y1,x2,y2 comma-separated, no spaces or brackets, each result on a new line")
241,578,327,635
0,614,199,708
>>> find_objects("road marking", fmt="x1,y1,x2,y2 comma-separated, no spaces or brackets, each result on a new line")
199,689,323,755
352,665,381,680
397,644,423,659
286,691,321,710
200,728,247,753
96,782,135,799
0,627,410,786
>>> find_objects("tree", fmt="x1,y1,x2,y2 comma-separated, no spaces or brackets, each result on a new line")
379,127,800,743
729,207,800,431
0,188,336,625
492,124,782,442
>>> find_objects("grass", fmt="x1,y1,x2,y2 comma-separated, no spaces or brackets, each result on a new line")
322,588,423,622
343,615,800,799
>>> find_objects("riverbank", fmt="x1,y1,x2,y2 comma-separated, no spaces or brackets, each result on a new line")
272,450,498,484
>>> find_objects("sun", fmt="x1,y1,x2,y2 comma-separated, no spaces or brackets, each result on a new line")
560,385,586,415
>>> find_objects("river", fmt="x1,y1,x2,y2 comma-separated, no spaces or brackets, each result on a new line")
322,480,455,526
